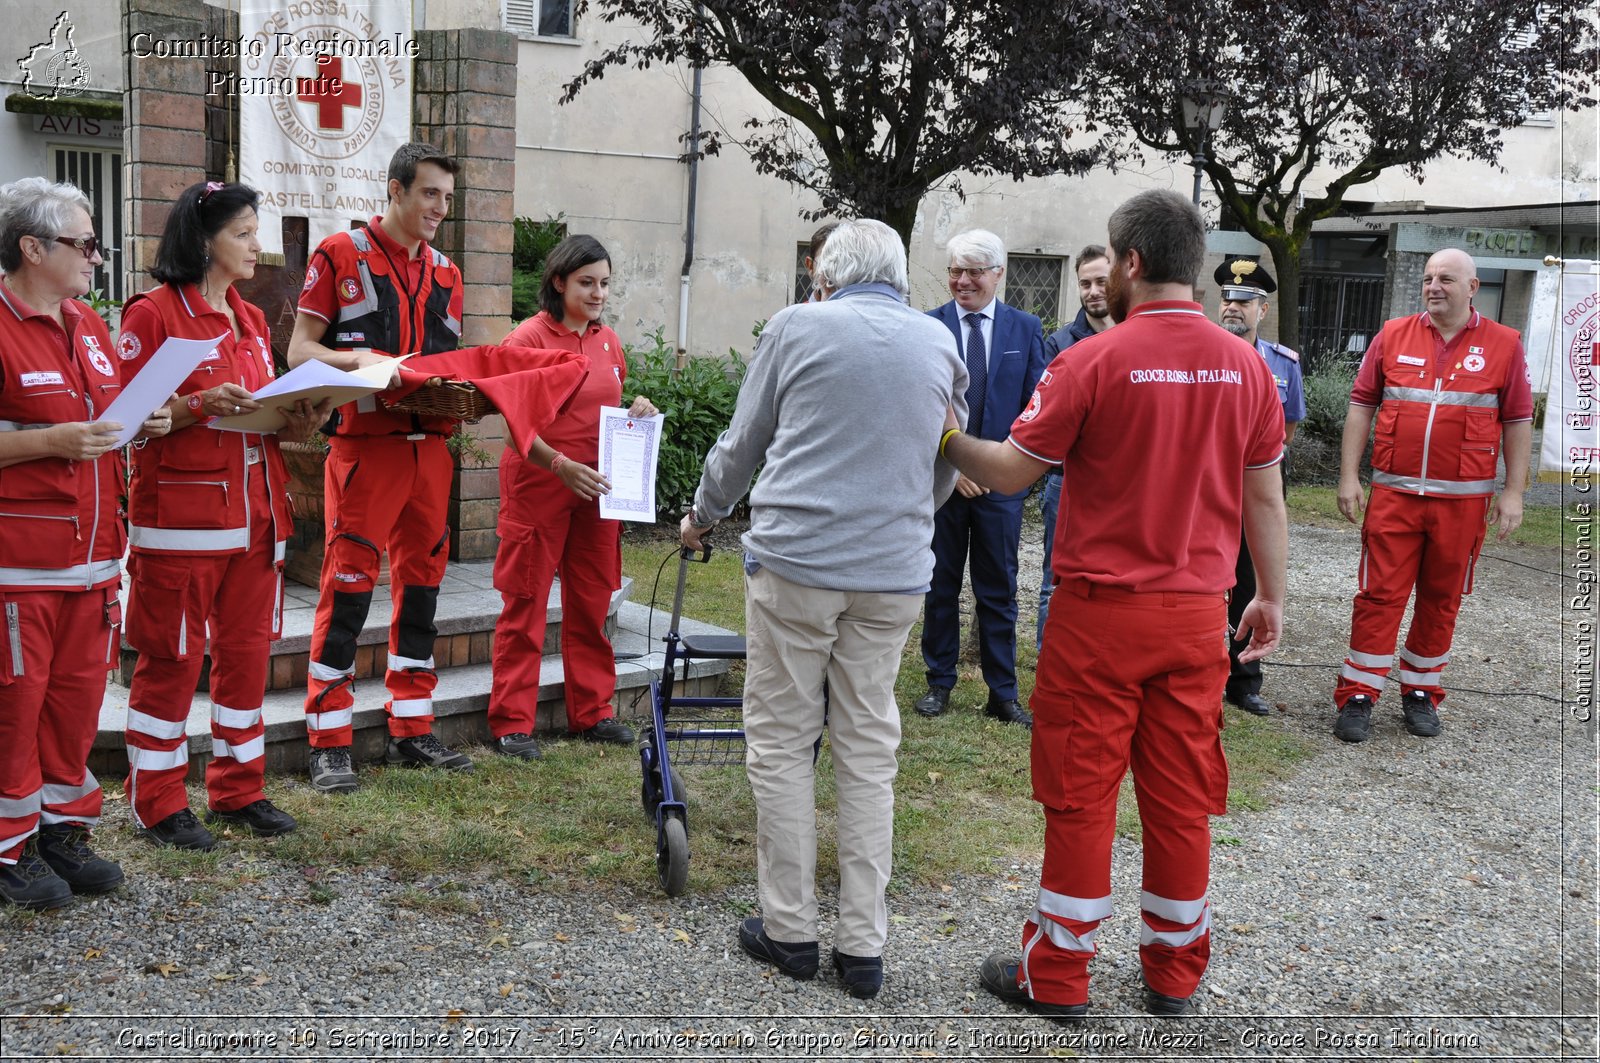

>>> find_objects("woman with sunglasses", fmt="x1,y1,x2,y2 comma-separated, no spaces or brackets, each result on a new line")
0,178,173,909
487,235,656,760
119,181,329,850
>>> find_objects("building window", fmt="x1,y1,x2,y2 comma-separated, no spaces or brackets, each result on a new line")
51,145,122,303
505,0,573,38
1005,255,1064,325
794,243,816,305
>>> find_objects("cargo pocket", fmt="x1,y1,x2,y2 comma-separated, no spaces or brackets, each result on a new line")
492,520,550,599
126,556,198,660
1459,411,1500,481
1204,705,1230,815
1031,700,1109,814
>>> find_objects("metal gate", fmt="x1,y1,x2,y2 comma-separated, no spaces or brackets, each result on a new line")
1299,272,1385,367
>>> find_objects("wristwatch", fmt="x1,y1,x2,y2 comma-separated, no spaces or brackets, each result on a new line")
186,393,216,425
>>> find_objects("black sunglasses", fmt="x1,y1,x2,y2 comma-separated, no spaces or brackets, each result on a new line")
52,234,104,259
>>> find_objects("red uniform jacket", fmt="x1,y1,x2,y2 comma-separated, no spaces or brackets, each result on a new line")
119,283,292,560
298,219,463,438
0,281,125,591
1356,311,1532,498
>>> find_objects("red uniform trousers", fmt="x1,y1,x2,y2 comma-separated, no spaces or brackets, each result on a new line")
1335,486,1490,708
305,435,451,747
1021,578,1229,1005
0,586,115,861
124,461,279,828
488,475,621,735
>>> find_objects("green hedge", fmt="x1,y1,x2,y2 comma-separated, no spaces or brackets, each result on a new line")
1291,360,1358,484
625,329,748,517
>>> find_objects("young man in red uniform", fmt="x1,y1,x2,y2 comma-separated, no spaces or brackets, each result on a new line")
288,143,470,793
1332,248,1532,742
942,189,1288,1019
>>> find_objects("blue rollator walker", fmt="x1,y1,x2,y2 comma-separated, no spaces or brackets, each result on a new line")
639,546,748,897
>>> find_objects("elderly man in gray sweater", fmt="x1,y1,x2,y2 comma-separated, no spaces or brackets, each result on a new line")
681,218,966,1000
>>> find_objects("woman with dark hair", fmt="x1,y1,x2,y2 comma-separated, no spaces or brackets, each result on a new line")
119,180,329,850
487,235,656,760
0,177,172,910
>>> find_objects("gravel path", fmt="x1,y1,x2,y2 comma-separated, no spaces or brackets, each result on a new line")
1,517,1591,1061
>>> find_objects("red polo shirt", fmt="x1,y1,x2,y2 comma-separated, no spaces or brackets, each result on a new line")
1009,300,1284,594
502,311,625,463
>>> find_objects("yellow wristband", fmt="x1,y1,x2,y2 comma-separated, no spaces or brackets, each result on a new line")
939,427,960,458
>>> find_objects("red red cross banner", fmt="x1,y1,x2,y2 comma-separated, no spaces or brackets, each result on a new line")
237,1,416,256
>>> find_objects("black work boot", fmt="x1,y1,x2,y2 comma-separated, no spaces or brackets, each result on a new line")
36,824,124,893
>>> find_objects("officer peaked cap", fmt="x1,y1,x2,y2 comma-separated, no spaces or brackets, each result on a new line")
1214,257,1276,300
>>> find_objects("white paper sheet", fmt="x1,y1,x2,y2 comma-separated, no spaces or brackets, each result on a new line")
210,358,399,433
598,408,665,523
102,332,227,446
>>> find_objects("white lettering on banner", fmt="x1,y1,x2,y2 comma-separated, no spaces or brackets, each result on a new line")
1540,270,1600,480
238,0,413,256
1128,368,1243,385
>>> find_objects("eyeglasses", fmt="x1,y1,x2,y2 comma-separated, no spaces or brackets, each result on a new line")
947,266,1000,281
52,235,104,259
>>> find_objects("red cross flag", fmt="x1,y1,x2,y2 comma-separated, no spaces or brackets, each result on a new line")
239,1,417,255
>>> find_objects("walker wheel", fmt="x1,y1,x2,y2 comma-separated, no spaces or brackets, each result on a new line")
658,814,689,897
641,764,687,819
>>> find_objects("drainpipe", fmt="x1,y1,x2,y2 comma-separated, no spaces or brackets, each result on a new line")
677,6,704,371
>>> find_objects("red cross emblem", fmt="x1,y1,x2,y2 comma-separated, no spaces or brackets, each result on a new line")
626,420,635,429
297,55,363,131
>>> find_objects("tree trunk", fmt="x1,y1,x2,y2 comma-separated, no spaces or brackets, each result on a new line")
1265,238,1304,356
880,197,921,252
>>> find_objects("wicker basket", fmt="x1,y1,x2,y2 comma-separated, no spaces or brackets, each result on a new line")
389,380,496,422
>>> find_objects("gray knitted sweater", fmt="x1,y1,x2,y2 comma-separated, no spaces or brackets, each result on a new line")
693,283,967,591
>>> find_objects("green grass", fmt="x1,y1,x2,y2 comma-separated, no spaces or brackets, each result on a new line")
1289,485,1574,549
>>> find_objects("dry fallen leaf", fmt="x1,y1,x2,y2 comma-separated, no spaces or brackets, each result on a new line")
927,771,944,784
553,931,570,943
499,983,514,998
211,973,237,982
445,1009,465,1024
143,962,182,977
670,929,692,944
251,974,271,987
488,934,510,948
54,1042,75,1055
82,948,102,960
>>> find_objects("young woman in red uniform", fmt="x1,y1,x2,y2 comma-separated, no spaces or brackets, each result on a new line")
0,177,172,909
120,182,329,850
488,236,656,759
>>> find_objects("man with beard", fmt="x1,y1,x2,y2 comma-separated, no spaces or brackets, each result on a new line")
1214,258,1303,716
944,189,1287,1020
1036,246,1114,648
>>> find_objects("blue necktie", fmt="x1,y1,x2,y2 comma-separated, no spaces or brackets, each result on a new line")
964,312,987,437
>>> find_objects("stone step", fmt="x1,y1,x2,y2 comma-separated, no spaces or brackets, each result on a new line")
113,559,631,693
90,599,741,780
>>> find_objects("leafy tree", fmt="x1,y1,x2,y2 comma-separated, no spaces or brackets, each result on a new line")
564,0,1122,243
1096,0,1597,351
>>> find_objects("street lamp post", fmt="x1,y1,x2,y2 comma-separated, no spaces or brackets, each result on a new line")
1181,92,1227,207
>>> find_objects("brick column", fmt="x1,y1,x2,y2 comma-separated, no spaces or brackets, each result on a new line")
415,28,519,561
122,0,209,298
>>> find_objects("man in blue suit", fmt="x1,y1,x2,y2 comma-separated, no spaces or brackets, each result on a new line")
915,230,1048,727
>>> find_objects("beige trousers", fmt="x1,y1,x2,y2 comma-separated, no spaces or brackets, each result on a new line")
742,565,920,956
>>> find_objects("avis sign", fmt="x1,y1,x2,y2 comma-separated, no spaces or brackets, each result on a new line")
239,1,414,256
